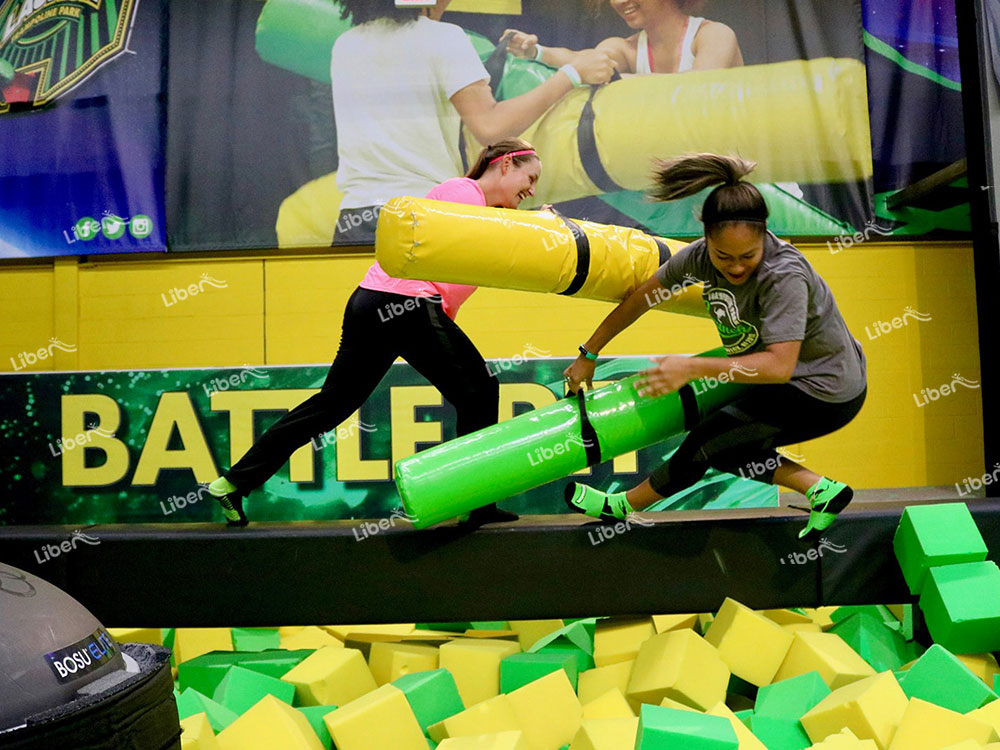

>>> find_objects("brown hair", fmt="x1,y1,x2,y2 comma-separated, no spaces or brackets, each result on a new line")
338,0,421,25
465,138,539,180
650,153,768,236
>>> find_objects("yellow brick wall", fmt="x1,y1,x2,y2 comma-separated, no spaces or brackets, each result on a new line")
0,241,983,490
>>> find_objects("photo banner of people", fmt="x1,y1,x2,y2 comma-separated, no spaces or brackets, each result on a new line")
0,0,168,259
168,0,885,251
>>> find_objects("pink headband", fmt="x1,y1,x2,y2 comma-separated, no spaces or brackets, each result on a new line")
488,149,537,164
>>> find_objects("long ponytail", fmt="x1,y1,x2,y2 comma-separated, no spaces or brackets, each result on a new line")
650,153,768,236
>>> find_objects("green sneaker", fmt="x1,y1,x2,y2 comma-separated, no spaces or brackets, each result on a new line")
208,476,248,527
564,482,634,521
798,477,852,541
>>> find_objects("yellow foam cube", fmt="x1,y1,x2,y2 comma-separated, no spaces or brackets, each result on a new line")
180,712,220,750
956,653,1000,686
625,629,730,711
173,628,233,664
808,727,878,749
762,609,814,626
698,613,715,635
323,623,416,640
967,696,1000,734
507,669,583,749
785,623,825,633
324,683,427,750
568,718,639,750
428,695,522,743
368,641,439,685
803,607,839,630
581,689,634,720
436,731,531,750
216,695,324,750
651,614,699,633
507,620,565,650
704,598,794,687
887,698,999,749
107,627,163,646
280,646,377,706
593,617,655,668
659,697,698,712
773,632,876,689
280,626,344,651
578,661,634,705
939,741,987,750
800,672,908,750
438,638,521,707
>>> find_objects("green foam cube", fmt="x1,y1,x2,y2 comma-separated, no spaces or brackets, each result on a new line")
754,671,830,721
211,665,296,714
830,613,918,672
898,643,998,712
231,627,281,651
297,705,337,749
528,618,596,655
177,649,313,697
920,561,1000,653
393,668,465,731
893,503,987,595
534,642,594,674
500,651,579,692
175,687,239,732
635,704,739,749
749,714,811,749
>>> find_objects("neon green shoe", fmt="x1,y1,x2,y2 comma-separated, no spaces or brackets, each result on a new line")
564,482,634,521
798,477,853,541
208,476,248,527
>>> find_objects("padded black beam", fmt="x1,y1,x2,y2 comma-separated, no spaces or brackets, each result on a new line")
1,496,997,627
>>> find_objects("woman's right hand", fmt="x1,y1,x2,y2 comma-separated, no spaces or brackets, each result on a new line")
572,49,617,85
501,29,539,59
563,355,596,394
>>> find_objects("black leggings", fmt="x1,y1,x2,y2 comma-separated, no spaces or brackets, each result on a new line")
224,288,498,495
649,383,866,497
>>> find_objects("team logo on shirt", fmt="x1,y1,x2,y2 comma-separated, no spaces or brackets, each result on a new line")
705,287,758,354
0,0,138,114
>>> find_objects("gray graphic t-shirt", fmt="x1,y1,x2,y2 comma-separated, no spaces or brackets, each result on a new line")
655,231,867,403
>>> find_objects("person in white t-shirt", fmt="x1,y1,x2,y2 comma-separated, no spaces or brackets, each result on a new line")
330,0,616,241
503,0,742,76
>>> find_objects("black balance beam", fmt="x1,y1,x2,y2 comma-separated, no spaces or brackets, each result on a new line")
1,494,996,627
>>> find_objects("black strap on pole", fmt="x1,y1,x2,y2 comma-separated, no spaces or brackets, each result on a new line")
577,86,621,193
557,216,592,296
576,388,603,466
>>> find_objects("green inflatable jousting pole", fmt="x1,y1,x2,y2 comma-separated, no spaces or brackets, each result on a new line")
395,349,748,529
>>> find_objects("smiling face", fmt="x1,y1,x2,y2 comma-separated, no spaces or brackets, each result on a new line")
706,223,765,285
496,156,541,209
609,0,668,29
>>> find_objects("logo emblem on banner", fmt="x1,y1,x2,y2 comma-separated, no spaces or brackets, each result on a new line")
0,0,138,114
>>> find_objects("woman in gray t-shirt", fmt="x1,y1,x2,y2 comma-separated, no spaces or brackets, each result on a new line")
563,153,867,540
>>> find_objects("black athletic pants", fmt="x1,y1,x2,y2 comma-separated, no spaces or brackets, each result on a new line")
649,383,867,497
224,288,499,495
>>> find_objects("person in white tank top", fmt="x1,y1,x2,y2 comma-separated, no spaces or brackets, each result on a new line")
503,0,742,76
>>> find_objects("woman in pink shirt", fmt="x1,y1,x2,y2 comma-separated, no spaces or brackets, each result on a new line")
208,139,541,527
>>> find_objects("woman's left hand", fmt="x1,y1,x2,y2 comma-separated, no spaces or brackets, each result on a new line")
636,356,692,397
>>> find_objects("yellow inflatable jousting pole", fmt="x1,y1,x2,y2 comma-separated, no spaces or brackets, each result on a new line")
464,58,874,208
374,196,709,317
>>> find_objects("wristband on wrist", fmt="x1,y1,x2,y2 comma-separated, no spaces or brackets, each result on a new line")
578,344,598,361
533,44,545,62
560,63,583,86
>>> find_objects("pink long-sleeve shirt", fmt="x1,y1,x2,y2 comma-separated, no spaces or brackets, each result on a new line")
358,177,483,319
